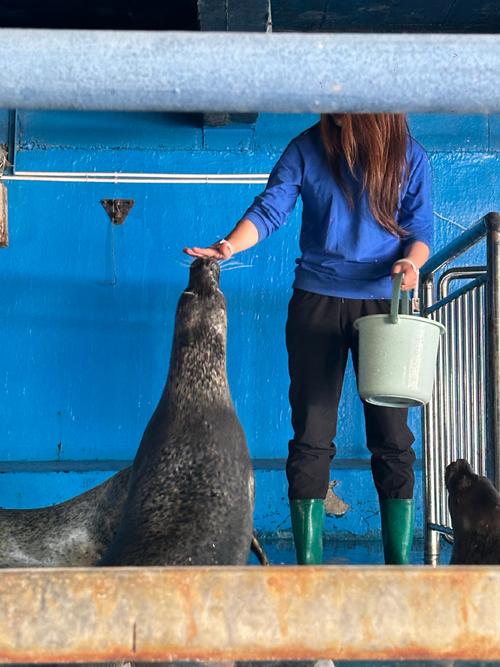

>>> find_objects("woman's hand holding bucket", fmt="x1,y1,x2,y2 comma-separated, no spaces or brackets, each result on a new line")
391,240,430,292
391,258,419,291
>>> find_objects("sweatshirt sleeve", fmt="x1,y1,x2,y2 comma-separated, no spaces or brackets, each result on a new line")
398,144,433,251
242,141,303,241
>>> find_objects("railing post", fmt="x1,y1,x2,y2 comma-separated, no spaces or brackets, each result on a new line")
486,212,500,490
420,213,499,556
421,275,440,565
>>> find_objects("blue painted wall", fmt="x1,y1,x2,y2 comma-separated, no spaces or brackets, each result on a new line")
0,110,498,540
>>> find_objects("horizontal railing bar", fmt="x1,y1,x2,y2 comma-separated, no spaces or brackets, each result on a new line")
0,31,499,112
428,523,454,536
437,265,487,299
0,567,499,662
421,217,488,280
424,276,486,315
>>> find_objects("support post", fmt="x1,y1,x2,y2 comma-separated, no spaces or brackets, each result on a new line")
486,212,500,489
421,275,440,565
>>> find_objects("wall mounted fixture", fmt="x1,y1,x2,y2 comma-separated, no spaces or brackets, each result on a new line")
100,199,134,226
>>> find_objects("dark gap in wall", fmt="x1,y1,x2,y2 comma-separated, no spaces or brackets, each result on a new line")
0,1,200,31
0,1,498,32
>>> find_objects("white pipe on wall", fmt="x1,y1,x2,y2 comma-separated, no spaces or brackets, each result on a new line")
1,172,270,185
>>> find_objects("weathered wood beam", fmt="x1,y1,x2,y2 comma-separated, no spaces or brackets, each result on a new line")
0,566,499,663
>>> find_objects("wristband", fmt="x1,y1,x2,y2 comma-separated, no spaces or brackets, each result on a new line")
217,238,235,255
395,258,420,312
395,258,419,274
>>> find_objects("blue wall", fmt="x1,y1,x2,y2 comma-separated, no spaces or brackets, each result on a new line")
0,111,498,538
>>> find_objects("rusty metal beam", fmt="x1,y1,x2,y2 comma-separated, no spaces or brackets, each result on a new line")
0,566,499,663
0,183,7,247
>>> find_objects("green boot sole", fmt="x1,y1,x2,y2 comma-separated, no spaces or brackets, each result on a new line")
380,498,415,565
290,498,325,565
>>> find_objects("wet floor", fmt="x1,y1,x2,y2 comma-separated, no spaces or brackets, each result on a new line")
256,537,453,565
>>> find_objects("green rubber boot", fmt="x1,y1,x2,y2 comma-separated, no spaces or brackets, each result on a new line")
379,498,415,565
290,499,325,565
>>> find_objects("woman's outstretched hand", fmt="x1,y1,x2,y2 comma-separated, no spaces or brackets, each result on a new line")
183,240,234,260
391,259,419,292
184,220,259,261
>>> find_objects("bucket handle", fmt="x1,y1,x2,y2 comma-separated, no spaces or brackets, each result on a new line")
390,273,410,324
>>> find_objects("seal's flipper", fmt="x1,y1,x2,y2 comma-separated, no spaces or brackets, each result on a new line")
251,533,269,566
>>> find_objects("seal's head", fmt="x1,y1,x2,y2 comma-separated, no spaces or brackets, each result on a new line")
445,459,498,524
445,458,475,493
175,258,226,341
186,257,222,298
445,458,500,564
169,259,228,396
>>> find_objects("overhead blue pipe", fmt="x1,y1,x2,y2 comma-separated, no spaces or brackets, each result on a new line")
0,30,498,112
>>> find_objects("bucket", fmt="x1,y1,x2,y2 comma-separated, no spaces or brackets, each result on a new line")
353,273,446,408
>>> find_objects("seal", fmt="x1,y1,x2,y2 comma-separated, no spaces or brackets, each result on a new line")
100,258,254,566
100,259,254,565
0,468,130,567
0,258,255,568
445,458,500,565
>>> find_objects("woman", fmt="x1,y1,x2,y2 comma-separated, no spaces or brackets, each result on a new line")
184,113,432,565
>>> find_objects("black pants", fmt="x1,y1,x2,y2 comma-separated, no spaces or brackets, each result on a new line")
285,289,415,501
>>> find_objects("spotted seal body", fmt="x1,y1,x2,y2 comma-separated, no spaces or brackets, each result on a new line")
0,259,254,568
446,458,500,565
100,258,254,565
0,468,130,567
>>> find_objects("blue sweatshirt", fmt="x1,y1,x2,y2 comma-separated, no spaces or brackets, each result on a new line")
243,123,433,299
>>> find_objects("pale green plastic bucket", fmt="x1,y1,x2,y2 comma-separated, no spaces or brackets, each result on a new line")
353,273,446,408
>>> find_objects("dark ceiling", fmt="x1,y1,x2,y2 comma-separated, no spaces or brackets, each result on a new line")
272,0,500,33
0,1,199,30
0,0,498,32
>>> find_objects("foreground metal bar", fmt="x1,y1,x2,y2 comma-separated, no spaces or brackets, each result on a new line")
1,566,500,662
421,217,488,284
0,30,499,112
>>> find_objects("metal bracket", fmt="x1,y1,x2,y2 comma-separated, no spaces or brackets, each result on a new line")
0,168,8,247
100,199,134,226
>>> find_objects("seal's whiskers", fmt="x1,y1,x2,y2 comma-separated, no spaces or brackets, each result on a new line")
220,264,253,271
219,257,253,269
175,258,194,268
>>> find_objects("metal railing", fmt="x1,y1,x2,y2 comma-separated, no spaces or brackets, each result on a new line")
0,32,498,113
420,211,500,565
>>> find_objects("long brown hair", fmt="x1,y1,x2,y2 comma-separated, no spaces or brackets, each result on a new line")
320,113,409,237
